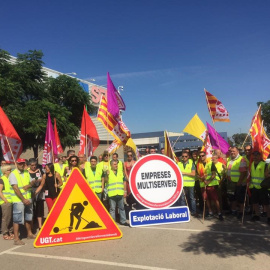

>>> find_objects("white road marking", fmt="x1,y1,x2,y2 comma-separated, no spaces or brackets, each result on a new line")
137,226,270,237
6,251,176,270
0,245,23,256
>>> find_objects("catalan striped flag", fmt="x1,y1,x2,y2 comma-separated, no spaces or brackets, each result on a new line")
164,131,178,163
262,128,270,161
249,105,262,153
249,105,270,160
97,95,130,143
204,89,230,122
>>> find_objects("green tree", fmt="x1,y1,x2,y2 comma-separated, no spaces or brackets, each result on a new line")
257,101,270,135
0,49,95,158
232,133,251,148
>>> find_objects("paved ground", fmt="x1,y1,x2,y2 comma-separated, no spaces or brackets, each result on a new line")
0,214,269,270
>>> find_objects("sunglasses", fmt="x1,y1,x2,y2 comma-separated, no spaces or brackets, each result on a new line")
199,155,205,157
182,156,188,158
127,155,133,157
70,160,77,162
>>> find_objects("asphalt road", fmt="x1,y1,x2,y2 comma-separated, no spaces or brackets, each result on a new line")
0,214,269,270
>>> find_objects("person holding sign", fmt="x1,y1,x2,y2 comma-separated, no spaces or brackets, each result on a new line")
105,160,129,226
177,151,196,216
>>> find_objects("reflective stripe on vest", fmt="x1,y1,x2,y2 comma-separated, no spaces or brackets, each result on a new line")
0,175,12,204
10,170,31,203
107,171,124,197
85,163,103,193
250,161,265,189
227,156,242,183
178,159,195,187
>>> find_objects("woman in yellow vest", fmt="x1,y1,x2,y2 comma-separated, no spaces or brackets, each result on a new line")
0,165,14,240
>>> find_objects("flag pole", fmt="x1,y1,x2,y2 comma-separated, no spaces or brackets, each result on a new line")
241,132,251,149
84,107,88,160
204,88,221,151
172,134,182,148
6,137,18,168
50,142,57,193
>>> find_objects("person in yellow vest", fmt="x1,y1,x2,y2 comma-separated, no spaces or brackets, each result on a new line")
97,151,110,173
54,154,68,187
192,150,203,211
0,165,14,240
204,154,224,220
84,156,104,200
9,158,36,245
78,154,87,170
249,151,269,222
243,145,252,167
177,151,196,215
105,160,128,226
226,146,248,218
197,151,212,217
112,153,124,174
266,162,270,224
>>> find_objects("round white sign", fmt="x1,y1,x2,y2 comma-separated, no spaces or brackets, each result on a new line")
129,154,183,209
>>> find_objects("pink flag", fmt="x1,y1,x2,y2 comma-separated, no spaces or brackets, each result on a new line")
0,107,22,163
107,72,126,118
207,122,230,155
42,112,58,166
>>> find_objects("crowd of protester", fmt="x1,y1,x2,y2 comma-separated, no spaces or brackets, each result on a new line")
0,144,269,245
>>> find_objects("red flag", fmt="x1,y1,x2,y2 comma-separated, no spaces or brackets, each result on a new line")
204,89,230,122
249,106,263,153
54,118,63,154
78,106,99,157
250,106,270,160
262,129,270,161
0,107,22,162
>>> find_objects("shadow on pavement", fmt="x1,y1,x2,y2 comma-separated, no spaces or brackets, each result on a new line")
179,215,270,259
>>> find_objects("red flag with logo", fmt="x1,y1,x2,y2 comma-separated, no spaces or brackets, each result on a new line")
78,106,99,157
0,107,23,163
54,118,63,154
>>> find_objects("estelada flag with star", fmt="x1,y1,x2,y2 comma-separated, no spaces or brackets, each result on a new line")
204,89,230,122
0,106,23,162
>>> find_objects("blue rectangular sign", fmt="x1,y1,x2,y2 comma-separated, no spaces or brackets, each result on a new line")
129,206,190,227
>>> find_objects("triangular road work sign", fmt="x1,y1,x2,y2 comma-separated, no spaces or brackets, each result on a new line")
34,168,122,247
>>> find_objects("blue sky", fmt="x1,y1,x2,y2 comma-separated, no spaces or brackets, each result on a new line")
1,0,269,137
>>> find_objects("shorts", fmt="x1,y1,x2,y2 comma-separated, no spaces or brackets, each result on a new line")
251,188,269,205
201,186,219,201
13,200,33,224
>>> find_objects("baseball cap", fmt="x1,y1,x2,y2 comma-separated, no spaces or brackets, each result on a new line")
17,158,26,163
